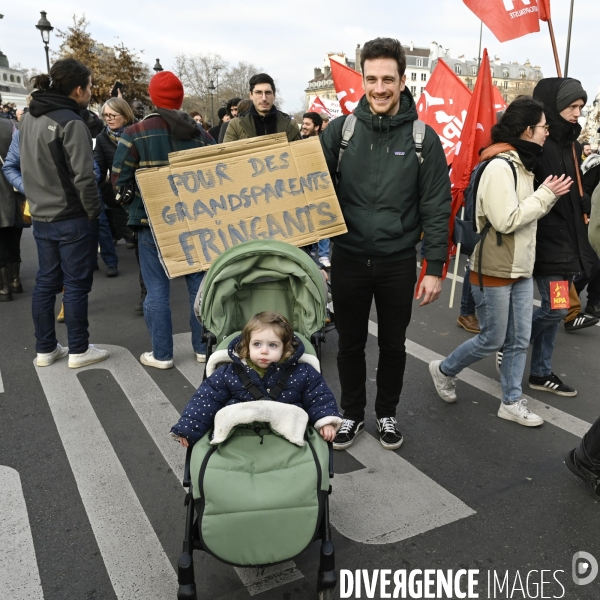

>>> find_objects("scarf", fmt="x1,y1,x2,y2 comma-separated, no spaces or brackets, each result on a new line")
106,124,127,145
507,138,543,173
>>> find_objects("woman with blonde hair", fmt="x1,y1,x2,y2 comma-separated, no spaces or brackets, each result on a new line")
94,97,136,278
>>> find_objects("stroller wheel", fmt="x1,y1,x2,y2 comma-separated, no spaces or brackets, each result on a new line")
318,589,334,600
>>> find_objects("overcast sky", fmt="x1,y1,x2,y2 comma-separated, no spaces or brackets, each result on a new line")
5,0,599,112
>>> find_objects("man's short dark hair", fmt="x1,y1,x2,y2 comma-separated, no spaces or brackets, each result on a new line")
360,38,406,78
249,73,276,94
303,111,323,130
227,97,241,112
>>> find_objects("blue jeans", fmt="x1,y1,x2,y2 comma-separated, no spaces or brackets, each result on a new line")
311,239,330,259
98,202,118,268
460,264,476,316
138,227,205,361
32,217,99,354
530,274,572,377
441,277,533,403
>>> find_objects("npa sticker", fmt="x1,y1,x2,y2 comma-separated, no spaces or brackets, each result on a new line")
550,280,570,310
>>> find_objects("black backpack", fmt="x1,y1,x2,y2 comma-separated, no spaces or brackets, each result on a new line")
453,156,517,289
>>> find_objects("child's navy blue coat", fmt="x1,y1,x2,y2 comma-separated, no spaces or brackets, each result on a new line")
171,335,340,443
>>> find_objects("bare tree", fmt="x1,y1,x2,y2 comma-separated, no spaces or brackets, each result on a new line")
220,61,263,99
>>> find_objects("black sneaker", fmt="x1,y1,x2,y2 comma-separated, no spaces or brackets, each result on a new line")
528,372,577,397
332,419,364,450
565,449,600,500
585,303,600,319
564,312,599,332
376,417,404,450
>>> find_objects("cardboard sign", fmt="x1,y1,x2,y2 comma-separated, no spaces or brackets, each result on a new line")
135,133,347,278
550,281,570,310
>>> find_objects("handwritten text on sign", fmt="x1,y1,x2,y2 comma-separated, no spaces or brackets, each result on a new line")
136,135,346,277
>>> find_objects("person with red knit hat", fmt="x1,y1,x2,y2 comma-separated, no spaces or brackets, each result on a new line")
112,71,209,369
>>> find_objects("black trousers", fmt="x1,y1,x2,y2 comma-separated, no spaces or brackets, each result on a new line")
574,258,600,306
576,416,600,470
331,252,417,422
0,226,23,268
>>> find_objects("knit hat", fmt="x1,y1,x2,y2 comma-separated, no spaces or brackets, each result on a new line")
556,78,587,113
148,71,184,110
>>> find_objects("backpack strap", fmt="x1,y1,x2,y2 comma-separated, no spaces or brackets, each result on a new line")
413,119,426,165
336,114,357,174
474,156,518,291
233,362,294,401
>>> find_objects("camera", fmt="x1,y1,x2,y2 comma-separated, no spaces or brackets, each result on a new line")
115,184,135,206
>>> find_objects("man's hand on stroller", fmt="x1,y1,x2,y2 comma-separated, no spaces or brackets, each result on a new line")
319,425,337,442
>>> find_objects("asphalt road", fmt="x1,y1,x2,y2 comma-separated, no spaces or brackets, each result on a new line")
1,229,600,600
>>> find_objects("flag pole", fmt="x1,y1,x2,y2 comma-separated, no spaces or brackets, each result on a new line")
564,0,575,76
477,21,483,69
448,207,464,309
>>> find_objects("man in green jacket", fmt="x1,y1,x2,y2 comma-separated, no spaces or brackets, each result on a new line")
321,37,451,452
223,73,300,143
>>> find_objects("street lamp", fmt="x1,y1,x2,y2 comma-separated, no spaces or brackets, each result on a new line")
153,58,163,73
213,66,222,108
35,11,53,74
208,80,216,126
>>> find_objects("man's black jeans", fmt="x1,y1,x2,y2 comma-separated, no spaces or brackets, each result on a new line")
576,415,600,470
331,252,417,422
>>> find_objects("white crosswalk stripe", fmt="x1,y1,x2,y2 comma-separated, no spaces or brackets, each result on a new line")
0,467,44,599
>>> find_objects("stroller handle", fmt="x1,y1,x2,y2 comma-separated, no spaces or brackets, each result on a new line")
183,446,192,488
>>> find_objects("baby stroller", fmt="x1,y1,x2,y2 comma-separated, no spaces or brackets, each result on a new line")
176,240,336,599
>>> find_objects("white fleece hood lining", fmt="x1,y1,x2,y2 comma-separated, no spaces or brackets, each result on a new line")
210,400,309,447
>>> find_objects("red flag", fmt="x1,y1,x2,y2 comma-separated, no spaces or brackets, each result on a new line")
463,0,540,42
419,50,497,283
538,0,551,22
329,59,363,115
492,85,508,111
416,59,473,165
307,95,332,116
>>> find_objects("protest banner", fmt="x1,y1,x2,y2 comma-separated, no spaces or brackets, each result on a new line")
135,133,347,278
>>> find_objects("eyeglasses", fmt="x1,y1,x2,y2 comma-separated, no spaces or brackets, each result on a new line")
102,113,120,120
252,90,274,97
533,124,549,131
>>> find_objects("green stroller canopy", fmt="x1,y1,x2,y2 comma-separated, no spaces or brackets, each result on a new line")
195,240,328,342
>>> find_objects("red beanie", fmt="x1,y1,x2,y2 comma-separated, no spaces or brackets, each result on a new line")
149,71,184,110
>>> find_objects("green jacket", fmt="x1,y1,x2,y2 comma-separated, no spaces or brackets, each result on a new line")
223,108,301,143
320,92,451,275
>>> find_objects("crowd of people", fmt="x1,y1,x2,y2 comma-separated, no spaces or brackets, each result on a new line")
1,38,600,502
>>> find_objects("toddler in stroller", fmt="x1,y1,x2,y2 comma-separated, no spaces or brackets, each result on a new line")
171,308,341,600
171,311,341,446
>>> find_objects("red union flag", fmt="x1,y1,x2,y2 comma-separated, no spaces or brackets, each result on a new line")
416,59,472,165
538,0,551,21
329,59,363,114
462,0,540,42
493,85,508,111
307,95,332,116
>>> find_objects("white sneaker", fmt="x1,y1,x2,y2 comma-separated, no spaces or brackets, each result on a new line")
428,359,457,403
37,343,69,367
68,345,109,369
140,351,174,369
497,399,543,427
319,256,331,268
195,352,206,363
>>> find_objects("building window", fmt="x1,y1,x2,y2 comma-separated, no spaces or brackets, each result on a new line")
421,87,425,94
17,76,21,84
454,64,462,75
2,74,6,81
493,80,497,86
503,80,508,89
416,58,423,67
502,68,509,78
471,66,477,75
421,73,427,81
503,94,508,102
410,85,416,95
515,82,520,90
520,69,526,79
9,75,14,82
411,72,417,81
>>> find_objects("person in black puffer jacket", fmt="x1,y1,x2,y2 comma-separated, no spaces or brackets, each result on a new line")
528,78,598,396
